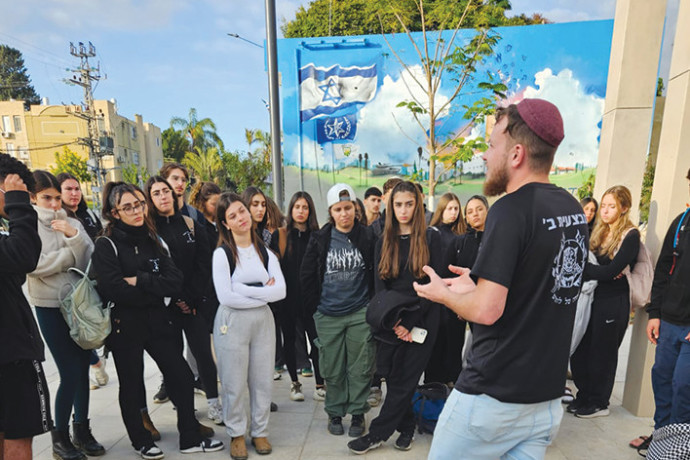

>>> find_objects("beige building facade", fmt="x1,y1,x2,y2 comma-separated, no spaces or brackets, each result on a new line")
0,99,163,186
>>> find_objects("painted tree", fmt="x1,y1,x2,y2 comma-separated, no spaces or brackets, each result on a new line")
221,149,272,193
121,164,151,188
183,146,224,183
50,146,91,182
0,45,40,107
282,0,548,38
383,0,505,199
170,108,223,152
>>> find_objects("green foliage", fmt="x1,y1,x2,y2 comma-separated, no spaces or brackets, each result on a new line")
183,146,224,183
0,45,40,107
170,108,223,152
282,0,548,38
639,162,655,224
576,172,596,200
221,149,271,193
121,164,150,187
656,77,664,97
162,127,190,162
50,147,91,182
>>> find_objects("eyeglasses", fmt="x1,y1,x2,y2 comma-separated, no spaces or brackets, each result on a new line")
117,201,147,216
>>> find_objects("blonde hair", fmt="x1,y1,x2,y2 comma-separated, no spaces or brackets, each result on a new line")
429,192,466,234
590,185,635,258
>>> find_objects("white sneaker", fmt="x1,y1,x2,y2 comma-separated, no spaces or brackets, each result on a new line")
367,387,382,407
273,372,282,381
180,438,224,454
290,382,305,401
313,386,326,401
89,375,100,390
92,359,109,387
207,400,223,425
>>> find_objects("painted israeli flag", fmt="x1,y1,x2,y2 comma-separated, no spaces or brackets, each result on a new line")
299,63,377,122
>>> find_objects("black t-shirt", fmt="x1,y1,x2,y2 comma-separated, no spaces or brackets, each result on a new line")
456,182,589,403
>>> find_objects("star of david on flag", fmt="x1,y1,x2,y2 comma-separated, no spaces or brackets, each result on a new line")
316,114,357,144
299,63,377,122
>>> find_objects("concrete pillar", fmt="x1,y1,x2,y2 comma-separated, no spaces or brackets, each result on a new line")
623,0,690,417
593,0,667,223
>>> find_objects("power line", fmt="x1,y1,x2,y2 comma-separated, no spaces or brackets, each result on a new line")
0,32,72,66
0,141,79,154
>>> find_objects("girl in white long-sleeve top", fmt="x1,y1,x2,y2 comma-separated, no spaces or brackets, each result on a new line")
212,192,286,460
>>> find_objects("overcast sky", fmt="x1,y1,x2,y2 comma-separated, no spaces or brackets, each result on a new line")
0,0,677,151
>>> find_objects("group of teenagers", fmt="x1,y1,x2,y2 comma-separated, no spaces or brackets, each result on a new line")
3,97,689,460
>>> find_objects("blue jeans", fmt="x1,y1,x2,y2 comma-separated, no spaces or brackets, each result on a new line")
428,390,563,460
651,320,690,429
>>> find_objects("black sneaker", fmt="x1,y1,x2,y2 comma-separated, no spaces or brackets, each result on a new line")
566,399,583,414
270,402,278,412
575,405,609,418
327,416,344,435
347,434,382,455
139,444,164,460
180,438,224,454
153,382,169,404
394,431,414,451
348,414,365,437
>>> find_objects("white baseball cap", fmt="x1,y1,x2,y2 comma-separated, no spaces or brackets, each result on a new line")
326,183,357,208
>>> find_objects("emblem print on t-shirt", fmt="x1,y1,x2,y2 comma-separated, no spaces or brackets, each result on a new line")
551,230,587,305
149,258,161,273
325,247,364,281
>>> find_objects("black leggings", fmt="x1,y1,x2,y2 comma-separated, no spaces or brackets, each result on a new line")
280,305,323,385
35,307,90,431
170,312,219,399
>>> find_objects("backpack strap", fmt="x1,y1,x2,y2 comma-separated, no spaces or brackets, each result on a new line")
98,236,118,257
278,227,287,258
181,215,195,237
259,243,270,271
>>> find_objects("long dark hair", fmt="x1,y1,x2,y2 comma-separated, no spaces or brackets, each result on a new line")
465,194,489,230
216,192,266,267
378,181,429,280
241,186,267,227
101,181,163,252
145,175,179,219
32,170,60,195
189,181,221,220
285,191,318,257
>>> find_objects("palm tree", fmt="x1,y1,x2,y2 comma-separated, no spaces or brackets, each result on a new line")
171,108,224,152
244,128,271,165
182,146,223,183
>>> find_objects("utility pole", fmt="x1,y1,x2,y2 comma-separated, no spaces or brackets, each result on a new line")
265,0,284,209
67,41,103,208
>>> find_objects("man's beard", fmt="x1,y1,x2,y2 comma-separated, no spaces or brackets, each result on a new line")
483,157,509,197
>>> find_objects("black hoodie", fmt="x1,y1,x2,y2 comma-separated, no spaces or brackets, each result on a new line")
0,191,44,365
154,212,212,310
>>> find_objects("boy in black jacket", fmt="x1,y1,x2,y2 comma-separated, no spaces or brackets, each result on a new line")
647,167,690,432
0,154,51,459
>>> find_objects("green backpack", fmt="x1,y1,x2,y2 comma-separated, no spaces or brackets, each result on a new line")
59,259,112,350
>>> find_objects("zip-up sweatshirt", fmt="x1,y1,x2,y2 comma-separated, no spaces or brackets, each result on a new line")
0,191,44,365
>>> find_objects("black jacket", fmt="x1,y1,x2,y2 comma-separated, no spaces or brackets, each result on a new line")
271,227,312,315
0,191,44,365
71,200,103,241
92,222,184,349
647,210,690,324
155,212,211,310
454,228,483,270
300,221,376,315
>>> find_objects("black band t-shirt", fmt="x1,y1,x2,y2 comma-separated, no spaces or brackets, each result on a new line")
456,182,589,403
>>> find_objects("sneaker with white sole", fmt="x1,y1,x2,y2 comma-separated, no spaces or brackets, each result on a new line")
153,382,169,404
575,405,609,418
313,386,326,401
180,438,224,454
367,387,382,407
92,359,109,387
139,444,164,460
273,372,282,381
290,382,305,401
207,400,223,425
89,375,100,390
347,434,382,455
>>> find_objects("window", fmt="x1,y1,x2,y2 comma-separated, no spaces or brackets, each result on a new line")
13,116,21,132
132,152,140,165
131,126,137,139
156,137,160,146
1,116,10,132
18,148,28,159
5,143,15,155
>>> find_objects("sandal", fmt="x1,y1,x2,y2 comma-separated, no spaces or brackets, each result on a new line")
629,435,649,449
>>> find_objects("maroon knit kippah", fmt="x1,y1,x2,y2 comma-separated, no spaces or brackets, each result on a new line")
516,98,564,148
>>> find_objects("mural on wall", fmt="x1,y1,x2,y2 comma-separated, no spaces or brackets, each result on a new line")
277,20,613,209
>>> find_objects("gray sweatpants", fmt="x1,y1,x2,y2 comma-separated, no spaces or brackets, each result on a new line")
213,304,275,438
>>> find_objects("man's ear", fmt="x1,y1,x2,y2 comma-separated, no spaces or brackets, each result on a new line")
511,143,527,169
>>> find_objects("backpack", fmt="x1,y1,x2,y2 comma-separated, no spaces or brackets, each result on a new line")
411,382,450,434
620,228,654,310
220,243,269,275
58,259,112,350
